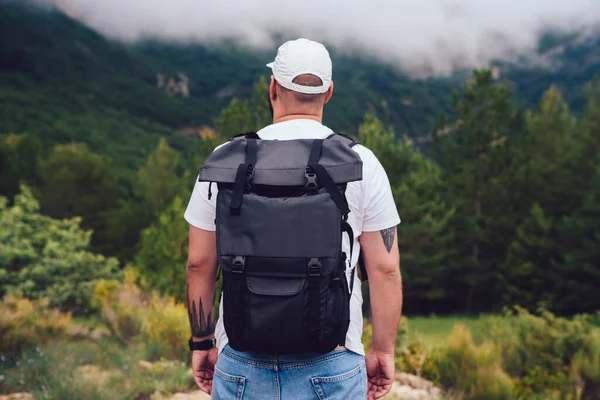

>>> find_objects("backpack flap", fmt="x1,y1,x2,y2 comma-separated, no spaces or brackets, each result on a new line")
198,137,363,186
216,189,348,353
216,189,341,277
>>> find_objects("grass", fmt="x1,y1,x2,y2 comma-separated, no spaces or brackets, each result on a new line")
0,338,196,400
404,314,495,346
4,312,599,399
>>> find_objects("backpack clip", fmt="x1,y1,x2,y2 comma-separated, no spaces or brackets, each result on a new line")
232,256,246,274
307,258,321,276
304,168,319,191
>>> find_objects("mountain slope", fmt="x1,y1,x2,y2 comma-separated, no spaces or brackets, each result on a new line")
496,31,600,112
0,0,204,173
1,0,599,175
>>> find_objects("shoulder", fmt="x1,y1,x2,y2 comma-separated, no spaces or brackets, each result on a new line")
348,143,381,175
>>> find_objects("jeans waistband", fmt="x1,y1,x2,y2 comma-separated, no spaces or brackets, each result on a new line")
221,344,357,369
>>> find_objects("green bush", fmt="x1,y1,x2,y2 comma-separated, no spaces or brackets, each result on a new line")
484,307,597,399
0,292,71,356
434,324,513,400
94,270,191,361
0,185,119,315
573,333,600,400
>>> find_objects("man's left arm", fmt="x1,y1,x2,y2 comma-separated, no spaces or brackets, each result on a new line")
186,224,219,394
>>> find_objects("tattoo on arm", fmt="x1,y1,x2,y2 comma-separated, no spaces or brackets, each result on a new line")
380,227,395,253
186,284,215,338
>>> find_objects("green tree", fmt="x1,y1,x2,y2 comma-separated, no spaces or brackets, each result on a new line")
137,137,181,217
555,161,600,313
134,134,228,302
103,137,186,262
215,75,271,136
0,185,119,314
36,143,119,255
502,204,558,310
516,86,582,216
433,69,524,312
357,114,457,314
0,133,44,200
134,196,189,302
500,85,600,314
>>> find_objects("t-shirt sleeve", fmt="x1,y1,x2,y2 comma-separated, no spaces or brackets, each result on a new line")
184,177,217,231
361,150,401,232
184,142,231,231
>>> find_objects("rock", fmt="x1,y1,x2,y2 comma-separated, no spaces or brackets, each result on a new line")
152,390,210,400
0,393,34,400
138,359,182,371
138,360,154,370
395,372,436,391
75,364,112,386
381,373,443,400
384,383,439,400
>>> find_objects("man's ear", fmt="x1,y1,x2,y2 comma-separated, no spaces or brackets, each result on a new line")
324,81,334,104
269,76,278,100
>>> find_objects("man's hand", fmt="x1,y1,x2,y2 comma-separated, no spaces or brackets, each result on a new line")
365,348,395,399
192,348,218,394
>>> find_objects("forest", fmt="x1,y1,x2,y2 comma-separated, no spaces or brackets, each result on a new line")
3,70,599,316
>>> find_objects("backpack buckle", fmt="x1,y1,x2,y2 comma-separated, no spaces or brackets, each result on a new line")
244,166,255,191
305,168,318,190
232,256,245,274
308,258,321,276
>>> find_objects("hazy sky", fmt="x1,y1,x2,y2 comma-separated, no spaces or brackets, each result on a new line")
42,0,600,75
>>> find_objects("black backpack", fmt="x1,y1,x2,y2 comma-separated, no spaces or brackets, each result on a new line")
198,132,364,354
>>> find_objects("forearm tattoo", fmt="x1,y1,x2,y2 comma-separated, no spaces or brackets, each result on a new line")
186,284,215,338
380,227,395,253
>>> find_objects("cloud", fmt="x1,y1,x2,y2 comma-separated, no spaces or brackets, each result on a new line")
38,0,600,75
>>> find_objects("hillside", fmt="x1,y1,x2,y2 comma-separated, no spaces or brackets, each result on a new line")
497,30,600,112
1,0,599,175
0,0,456,174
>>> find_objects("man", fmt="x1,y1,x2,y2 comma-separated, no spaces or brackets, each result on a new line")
184,38,402,400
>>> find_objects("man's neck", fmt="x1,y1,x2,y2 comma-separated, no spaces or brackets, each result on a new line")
273,113,322,124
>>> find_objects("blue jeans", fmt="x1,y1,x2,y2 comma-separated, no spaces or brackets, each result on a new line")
213,344,367,399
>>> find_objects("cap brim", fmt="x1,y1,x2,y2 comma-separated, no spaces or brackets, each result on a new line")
266,62,274,68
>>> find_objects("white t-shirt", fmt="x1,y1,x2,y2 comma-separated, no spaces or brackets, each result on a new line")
184,119,401,356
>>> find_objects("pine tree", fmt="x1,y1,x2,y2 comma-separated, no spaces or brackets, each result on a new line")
36,143,119,255
357,113,456,314
215,75,272,136
137,137,181,217
433,69,524,312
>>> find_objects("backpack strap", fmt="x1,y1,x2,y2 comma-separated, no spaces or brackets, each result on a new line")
324,134,366,282
342,222,356,292
306,139,350,220
357,251,368,281
229,134,259,215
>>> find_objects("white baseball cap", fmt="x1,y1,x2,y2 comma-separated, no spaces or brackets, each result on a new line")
266,38,332,95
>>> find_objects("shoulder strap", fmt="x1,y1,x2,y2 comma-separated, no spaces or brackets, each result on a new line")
326,133,366,281
229,131,261,142
306,139,350,219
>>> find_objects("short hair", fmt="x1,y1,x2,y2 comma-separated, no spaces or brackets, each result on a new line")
276,74,328,105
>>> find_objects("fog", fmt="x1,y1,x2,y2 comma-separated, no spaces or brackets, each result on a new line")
38,0,600,75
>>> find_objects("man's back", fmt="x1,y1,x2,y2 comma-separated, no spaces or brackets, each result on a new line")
185,118,400,357
184,38,403,400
